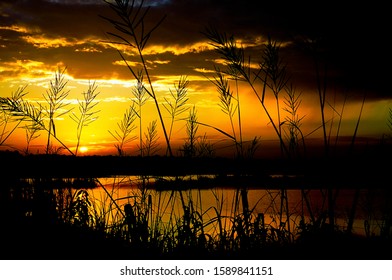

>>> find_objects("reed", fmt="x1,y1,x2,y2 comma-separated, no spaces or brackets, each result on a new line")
203,26,290,158
3,172,391,259
0,69,73,154
42,67,72,154
0,86,28,148
182,106,199,157
163,76,190,150
70,81,100,156
131,71,149,156
143,120,160,156
108,103,138,156
1,2,391,260
101,0,173,156
282,84,306,158
211,69,242,157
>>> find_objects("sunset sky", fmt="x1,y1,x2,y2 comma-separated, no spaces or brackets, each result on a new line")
0,0,390,157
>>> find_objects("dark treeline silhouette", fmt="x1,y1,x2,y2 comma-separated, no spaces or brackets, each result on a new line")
1,150,390,188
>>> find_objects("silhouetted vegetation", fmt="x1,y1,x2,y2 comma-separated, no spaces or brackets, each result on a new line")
0,0,391,260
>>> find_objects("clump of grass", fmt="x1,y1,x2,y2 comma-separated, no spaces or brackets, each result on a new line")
68,189,94,227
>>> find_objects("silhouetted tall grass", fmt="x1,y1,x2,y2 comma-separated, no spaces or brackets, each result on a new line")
101,0,173,156
71,81,100,156
0,0,391,260
109,103,138,156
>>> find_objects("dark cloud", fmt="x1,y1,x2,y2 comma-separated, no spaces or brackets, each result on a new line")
143,0,391,99
0,0,390,100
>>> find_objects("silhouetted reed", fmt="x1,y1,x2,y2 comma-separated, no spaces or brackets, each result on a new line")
109,103,138,156
0,0,391,260
131,71,149,156
203,27,290,158
71,81,100,156
163,76,190,145
101,0,173,156
143,120,160,156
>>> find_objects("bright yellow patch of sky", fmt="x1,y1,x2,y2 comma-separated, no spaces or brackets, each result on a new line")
2,70,389,157
1,20,390,156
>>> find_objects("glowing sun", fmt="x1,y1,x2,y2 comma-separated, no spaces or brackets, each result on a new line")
79,146,89,153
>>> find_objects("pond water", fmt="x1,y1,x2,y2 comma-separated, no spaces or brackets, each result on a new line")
3,175,389,240
87,175,389,238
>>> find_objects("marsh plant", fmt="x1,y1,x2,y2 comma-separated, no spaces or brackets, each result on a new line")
70,81,100,156
163,76,190,145
131,71,149,156
109,103,138,156
182,106,198,157
0,86,27,148
181,106,215,158
0,68,73,154
0,67,103,156
42,67,72,154
101,0,173,156
203,27,304,159
143,120,160,156
282,84,306,158
0,1,391,260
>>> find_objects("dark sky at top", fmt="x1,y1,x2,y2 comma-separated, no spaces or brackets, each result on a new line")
0,0,390,101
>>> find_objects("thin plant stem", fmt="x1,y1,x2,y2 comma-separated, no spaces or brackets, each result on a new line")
101,0,173,156
42,67,72,154
70,81,100,156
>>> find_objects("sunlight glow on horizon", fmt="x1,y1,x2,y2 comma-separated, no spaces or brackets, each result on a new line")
1,14,391,157
78,146,88,153
1,70,390,157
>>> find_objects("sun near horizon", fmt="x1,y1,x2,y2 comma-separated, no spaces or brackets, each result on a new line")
0,1,391,158
0,64,390,158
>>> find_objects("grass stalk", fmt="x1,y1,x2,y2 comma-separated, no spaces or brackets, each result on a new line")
70,81,100,156
101,0,173,156
42,67,72,154
108,103,138,156
0,85,28,147
132,71,149,156
143,120,160,156
283,84,306,158
163,76,189,151
182,106,199,157
203,26,290,157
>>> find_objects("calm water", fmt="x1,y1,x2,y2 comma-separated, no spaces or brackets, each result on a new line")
5,175,388,239
85,175,389,237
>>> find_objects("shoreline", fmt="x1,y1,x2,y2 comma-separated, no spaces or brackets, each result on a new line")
1,150,390,189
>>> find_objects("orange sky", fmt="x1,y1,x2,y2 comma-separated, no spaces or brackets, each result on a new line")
0,0,391,157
